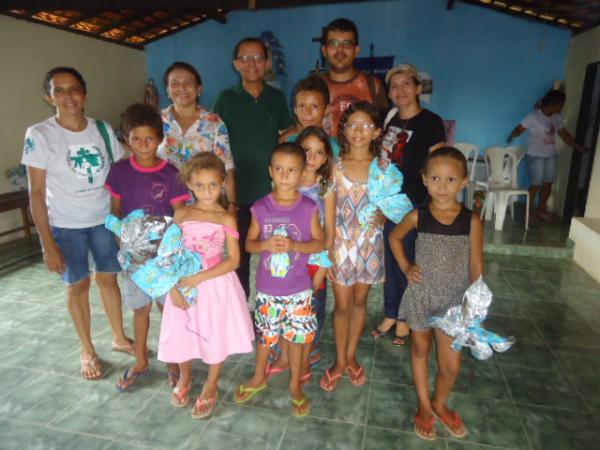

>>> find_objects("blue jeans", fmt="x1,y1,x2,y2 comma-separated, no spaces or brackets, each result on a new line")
51,224,121,285
383,220,416,320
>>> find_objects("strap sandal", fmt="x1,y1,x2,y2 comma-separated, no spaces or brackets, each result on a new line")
414,413,436,441
191,395,217,419
346,365,367,386
435,410,467,438
80,354,103,380
116,368,149,392
265,364,289,380
171,384,191,408
234,382,267,404
291,396,311,418
319,368,342,392
300,371,312,386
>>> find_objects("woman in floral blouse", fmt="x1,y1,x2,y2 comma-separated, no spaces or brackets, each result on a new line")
158,62,237,210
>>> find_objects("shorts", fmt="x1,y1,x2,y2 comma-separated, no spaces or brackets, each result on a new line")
527,154,556,186
254,289,316,346
51,224,121,285
122,264,166,310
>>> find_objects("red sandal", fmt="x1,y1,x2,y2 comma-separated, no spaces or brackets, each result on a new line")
319,368,342,392
346,365,367,386
435,410,467,438
414,413,436,441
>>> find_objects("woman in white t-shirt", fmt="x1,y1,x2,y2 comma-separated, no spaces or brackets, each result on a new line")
21,67,133,380
509,89,586,221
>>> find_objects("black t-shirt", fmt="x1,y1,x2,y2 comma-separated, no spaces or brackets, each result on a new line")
381,108,445,206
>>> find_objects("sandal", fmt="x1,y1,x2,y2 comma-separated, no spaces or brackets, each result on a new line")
435,410,467,438
300,371,312,386
392,334,410,346
171,384,191,408
265,364,289,380
371,324,394,339
234,382,267,404
116,367,149,392
346,365,367,386
111,340,135,356
319,368,342,392
191,395,217,419
80,354,103,380
291,396,311,418
414,413,436,441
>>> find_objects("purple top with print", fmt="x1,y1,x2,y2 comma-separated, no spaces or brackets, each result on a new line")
105,157,190,216
251,193,319,296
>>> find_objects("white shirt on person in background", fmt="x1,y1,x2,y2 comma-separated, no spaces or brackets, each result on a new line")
520,109,565,157
21,116,125,229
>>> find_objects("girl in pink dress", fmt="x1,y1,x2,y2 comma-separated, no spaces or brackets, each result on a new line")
158,153,254,419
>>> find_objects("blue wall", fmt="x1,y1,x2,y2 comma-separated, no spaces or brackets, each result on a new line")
145,0,570,152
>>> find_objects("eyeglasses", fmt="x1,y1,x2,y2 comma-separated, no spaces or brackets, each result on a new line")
345,122,376,131
236,55,267,63
326,39,355,50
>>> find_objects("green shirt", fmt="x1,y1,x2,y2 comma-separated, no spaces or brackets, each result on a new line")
213,83,293,205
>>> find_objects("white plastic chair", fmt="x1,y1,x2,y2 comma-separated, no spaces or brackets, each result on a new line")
480,146,529,231
454,142,479,208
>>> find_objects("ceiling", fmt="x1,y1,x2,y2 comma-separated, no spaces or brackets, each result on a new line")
1,0,598,49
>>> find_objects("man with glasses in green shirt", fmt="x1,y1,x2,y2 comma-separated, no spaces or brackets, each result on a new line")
320,18,388,136
213,37,293,297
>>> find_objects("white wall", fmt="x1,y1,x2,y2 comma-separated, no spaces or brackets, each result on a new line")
0,15,147,241
552,25,600,217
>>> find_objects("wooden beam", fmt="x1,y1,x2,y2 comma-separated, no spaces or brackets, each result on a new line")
118,10,180,39
207,9,227,24
95,11,150,34
140,15,207,45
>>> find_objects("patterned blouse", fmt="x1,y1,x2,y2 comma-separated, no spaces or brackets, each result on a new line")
158,105,235,171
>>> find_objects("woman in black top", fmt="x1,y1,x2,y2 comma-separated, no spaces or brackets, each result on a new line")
373,63,446,344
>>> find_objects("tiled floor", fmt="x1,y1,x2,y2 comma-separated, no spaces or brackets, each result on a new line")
1,252,600,449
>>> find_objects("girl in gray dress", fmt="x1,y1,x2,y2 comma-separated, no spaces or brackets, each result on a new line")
389,147,484,441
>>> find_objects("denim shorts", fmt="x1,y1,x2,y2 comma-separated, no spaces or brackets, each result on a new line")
51,224,121,285
528,155,556,186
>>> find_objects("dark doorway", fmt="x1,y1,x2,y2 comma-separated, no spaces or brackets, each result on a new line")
563,61,600,223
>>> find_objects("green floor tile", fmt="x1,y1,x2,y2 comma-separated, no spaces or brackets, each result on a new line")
280,417,364,450
364,426,446,450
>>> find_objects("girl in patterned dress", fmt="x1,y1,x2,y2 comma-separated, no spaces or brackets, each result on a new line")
389,147,484,441
320,101,387,391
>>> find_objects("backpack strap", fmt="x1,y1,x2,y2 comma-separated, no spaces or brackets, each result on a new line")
95,120,114,164
383,107,398,129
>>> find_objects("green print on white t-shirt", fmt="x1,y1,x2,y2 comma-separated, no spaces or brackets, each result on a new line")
24,137,35,154
67,144,105,184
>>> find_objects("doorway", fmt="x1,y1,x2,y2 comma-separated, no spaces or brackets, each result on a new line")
563,61,600,223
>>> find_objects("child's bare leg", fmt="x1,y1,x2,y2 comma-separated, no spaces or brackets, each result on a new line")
131,304,151,370
330,282,353,374
301,342,311,376
244,343,271,388
411,330,434,427
289,340,310,415
67,277,95,356
177,361,192,388
95,272,130,347
156,302,179,384
201,363,223,399
346,283,370,368
431,329,462,416
272,339,290,370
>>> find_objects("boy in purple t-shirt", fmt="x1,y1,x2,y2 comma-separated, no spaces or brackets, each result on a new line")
104,104,190,392
234,143,324,417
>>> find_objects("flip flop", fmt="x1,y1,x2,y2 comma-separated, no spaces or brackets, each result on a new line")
414,414,436,441
171,384,191,407
191,395,217,419
80,354,103,380
392,334,410,346
371,326,393,339
346,365,367,386
291,396,311,418
319,368,342,392
300,371,312,386
234,383,267,404
435,410,467,438
116,368,149,392
266,364,289,380
111,340,135,355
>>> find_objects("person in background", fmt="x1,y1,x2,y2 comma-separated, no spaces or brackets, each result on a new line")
158,62,236,210
508,89,586,221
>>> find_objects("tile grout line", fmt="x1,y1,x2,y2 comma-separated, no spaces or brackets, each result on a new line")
498,365,534,450
360,335,378,450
